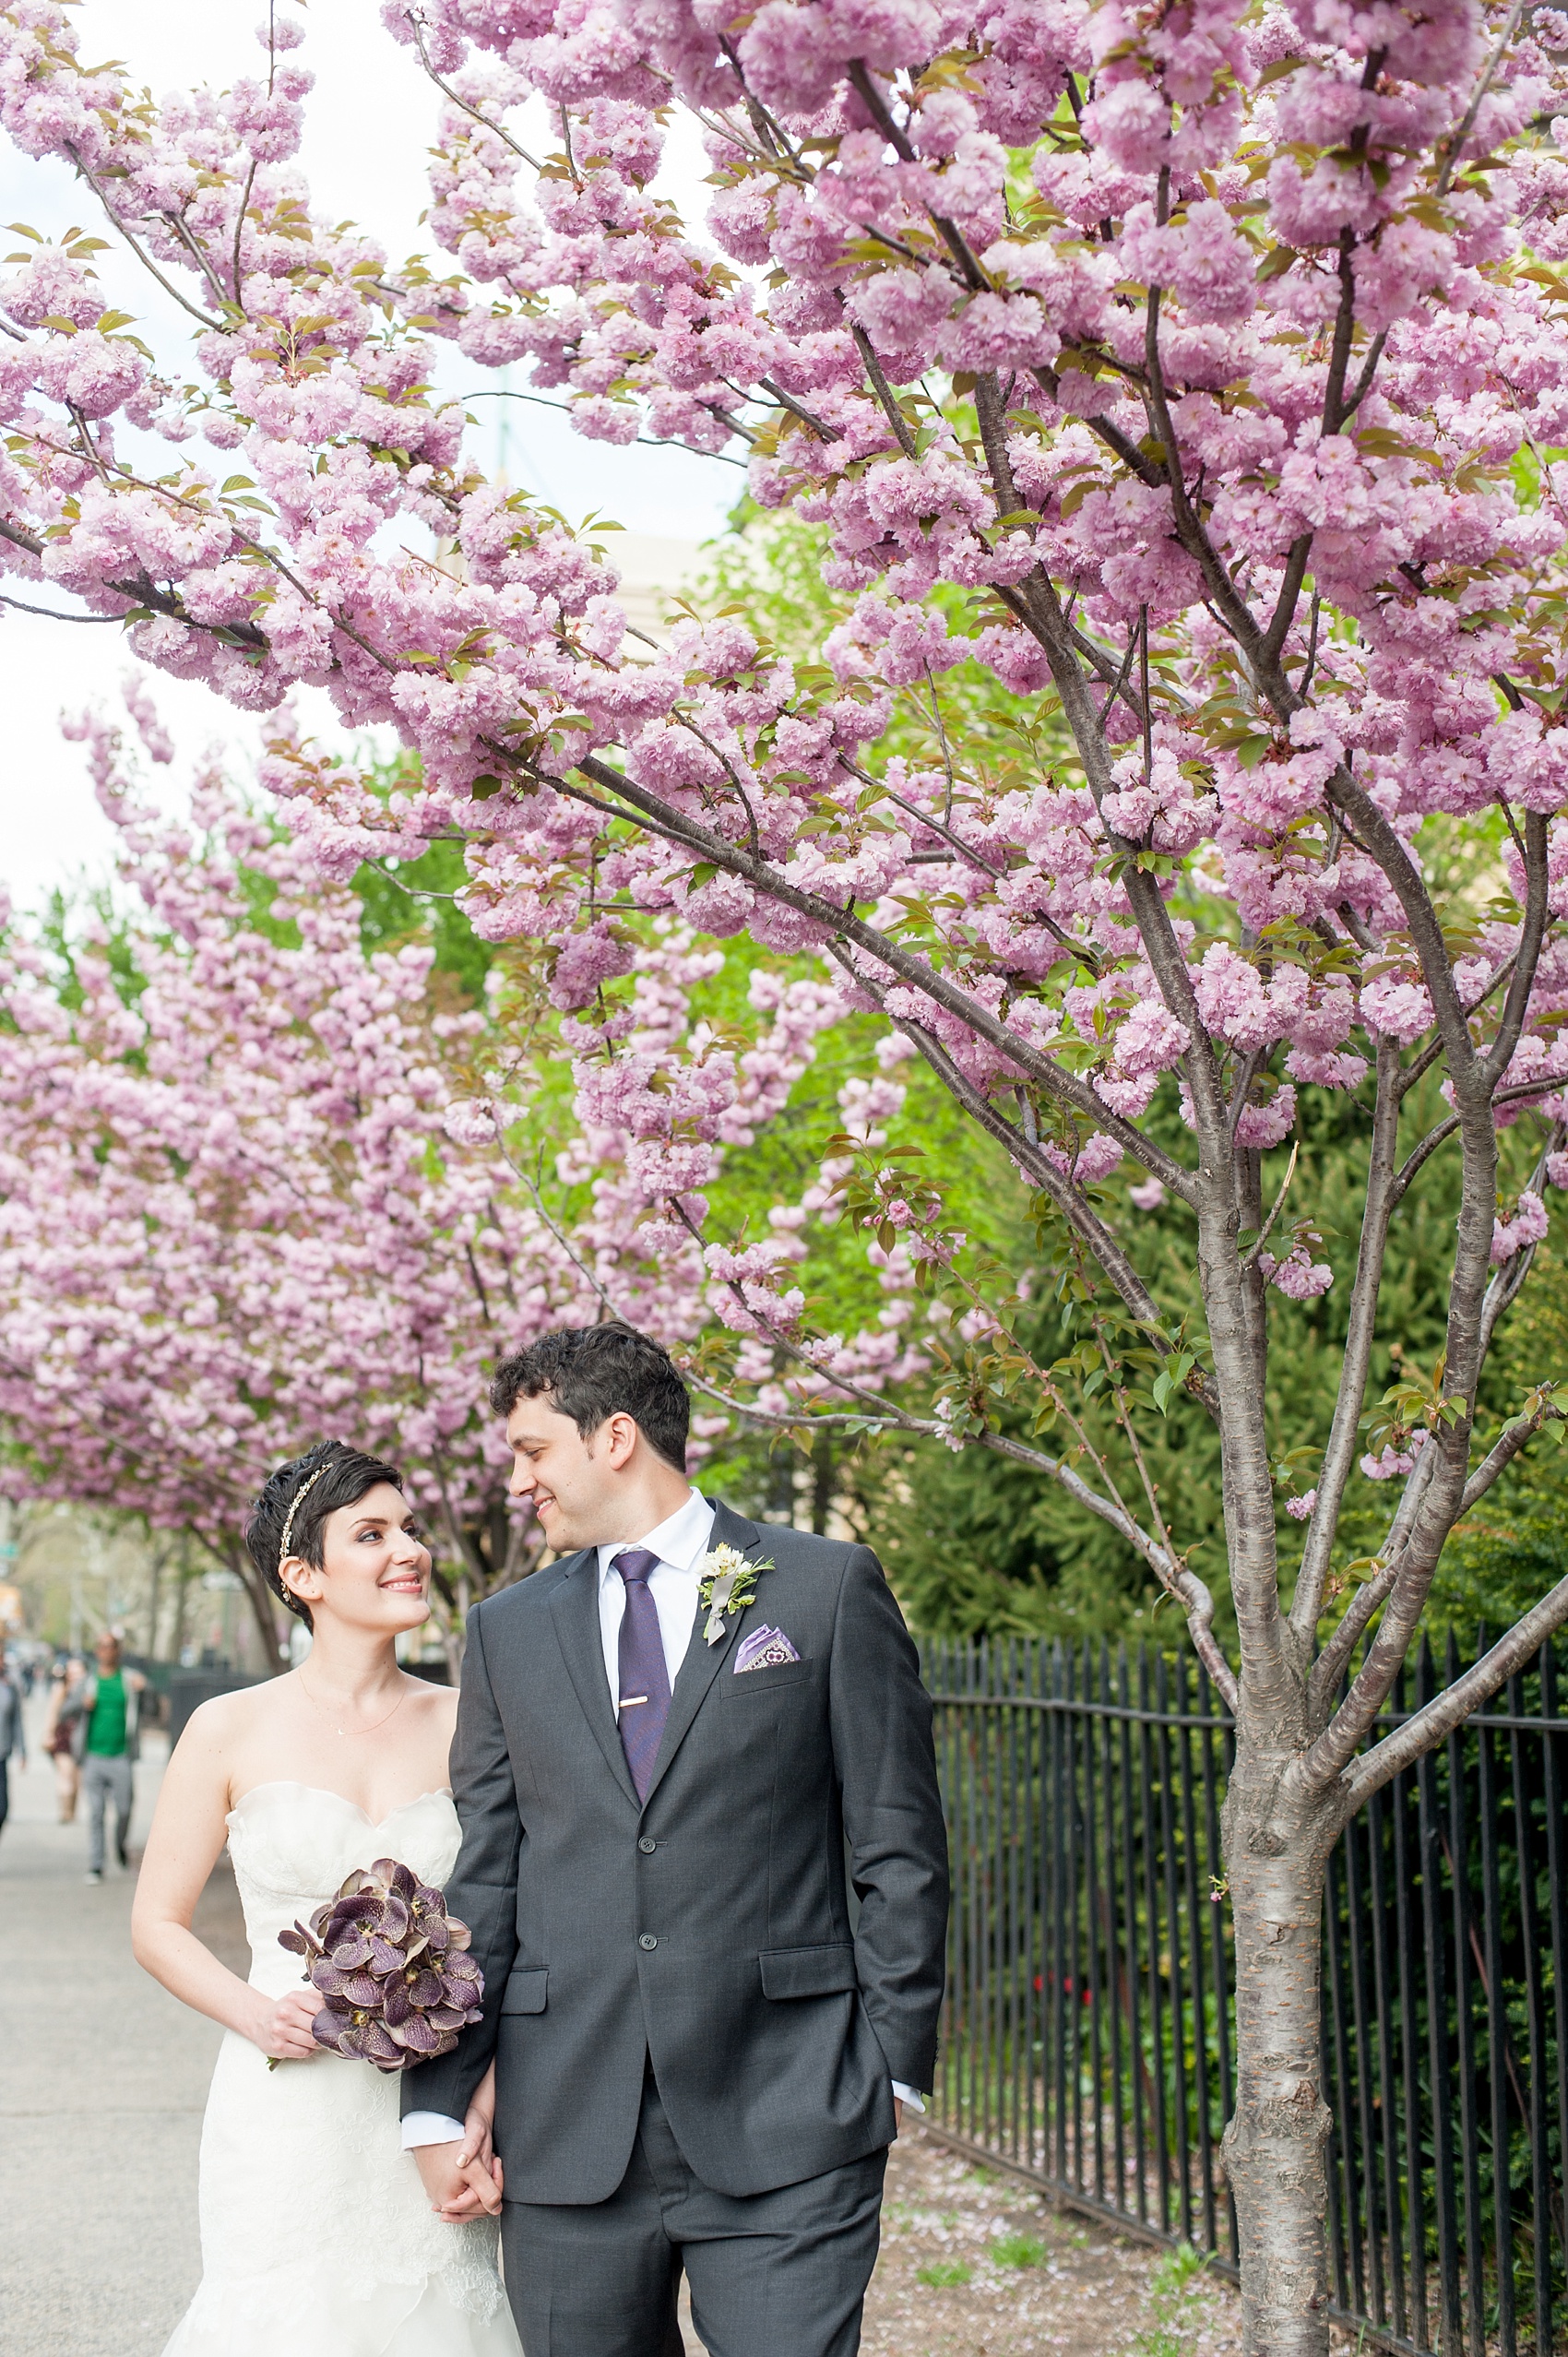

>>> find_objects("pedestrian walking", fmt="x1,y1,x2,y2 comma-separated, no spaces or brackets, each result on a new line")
42,1654,87,1820
77,1632,145,1885
0,1652,25,1845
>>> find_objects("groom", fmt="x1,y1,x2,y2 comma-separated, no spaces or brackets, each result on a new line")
402,1320,949,2355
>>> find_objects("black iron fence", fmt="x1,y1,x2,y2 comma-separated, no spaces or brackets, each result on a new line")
918,1634,1568,2356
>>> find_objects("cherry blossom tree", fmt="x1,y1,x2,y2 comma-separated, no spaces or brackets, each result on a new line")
0,704,605,1664
6,0,1568,2340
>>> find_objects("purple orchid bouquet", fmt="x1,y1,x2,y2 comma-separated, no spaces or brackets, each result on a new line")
274,1856,484,2072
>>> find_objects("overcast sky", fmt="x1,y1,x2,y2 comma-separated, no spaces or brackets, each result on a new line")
0,0,736,910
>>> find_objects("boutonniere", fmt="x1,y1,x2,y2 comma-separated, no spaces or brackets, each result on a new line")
697,1543,774,1646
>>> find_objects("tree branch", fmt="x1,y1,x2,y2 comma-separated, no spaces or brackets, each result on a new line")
1434,0,1527,196
529,746,1200,1200
845,324,919,457
1343,1570,1568,1808
403,9,545,166
1290,1039,1401,1637
830,955,1216,1404
1320,226,1361,438
1484,810,1551,1089
1459,1401,1564,1516
465,387,749,468
65,146,224,329
1327,763,1479,1073
0,516,267,650
0,591,123,624
1238,1138,1298,1268
1308,1557,1402,1708
1261,535,1313,666
1295,1062,1504,1788
845,63,988,292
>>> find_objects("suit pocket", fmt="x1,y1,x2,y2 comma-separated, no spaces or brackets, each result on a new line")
759,1943,858,2000
501,1968,548,2014
720,1659,814,1697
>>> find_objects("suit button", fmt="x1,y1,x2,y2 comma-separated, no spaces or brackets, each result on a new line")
638,1836,657,1854
639,1933,659,1950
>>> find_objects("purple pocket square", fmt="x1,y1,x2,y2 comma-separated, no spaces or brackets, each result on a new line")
734,1625,802,1673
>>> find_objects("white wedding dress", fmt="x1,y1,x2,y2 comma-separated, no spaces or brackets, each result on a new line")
162,1782,522,2357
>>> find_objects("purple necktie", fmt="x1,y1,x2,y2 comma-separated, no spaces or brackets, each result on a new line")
614,1547,671,1802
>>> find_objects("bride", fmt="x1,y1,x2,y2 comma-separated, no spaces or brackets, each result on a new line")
132,1441,523,2356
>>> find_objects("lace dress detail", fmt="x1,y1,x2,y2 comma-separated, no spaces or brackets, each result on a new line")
161,1783,521,2357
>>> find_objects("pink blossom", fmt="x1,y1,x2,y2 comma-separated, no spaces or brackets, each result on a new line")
1118,200,1257,325
1360,975,1434,1043
1261,1244,1334,1299
1491,1189,1550,1263
1361,1444,1419,1481
444,1099,499,1147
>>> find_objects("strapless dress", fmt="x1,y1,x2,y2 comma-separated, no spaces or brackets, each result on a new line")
161,1781,521,2356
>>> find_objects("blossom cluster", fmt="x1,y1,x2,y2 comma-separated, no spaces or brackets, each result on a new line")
0,699,621,1632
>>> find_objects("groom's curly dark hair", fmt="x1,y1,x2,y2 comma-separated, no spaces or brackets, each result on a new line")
490,1323,689,1472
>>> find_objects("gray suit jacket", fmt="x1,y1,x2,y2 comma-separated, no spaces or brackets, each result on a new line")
401,1503,949,2204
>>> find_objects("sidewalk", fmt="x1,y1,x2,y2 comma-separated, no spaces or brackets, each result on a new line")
0,1708,246,2357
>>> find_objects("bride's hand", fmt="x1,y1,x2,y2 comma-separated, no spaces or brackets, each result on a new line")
459,2103,495,2179
461,2065,499,2167
249,1986,320,2062
432,2075,505,2220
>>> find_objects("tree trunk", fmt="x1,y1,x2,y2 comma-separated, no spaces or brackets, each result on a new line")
1220,1740,1342,2357
171,1536,192,1665
146,1539,163,1659
811,1429,834,1536
232,1544,286,1675
439,1571,472,1683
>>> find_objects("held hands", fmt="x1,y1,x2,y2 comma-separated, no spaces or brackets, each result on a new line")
250,1986,321,2064
415,2069,504,2221
415,2130,505,2222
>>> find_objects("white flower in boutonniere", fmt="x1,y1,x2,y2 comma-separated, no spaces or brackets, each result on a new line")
696,1544,775,1647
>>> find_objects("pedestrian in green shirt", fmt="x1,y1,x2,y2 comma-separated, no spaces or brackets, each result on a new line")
78,1632,145,1885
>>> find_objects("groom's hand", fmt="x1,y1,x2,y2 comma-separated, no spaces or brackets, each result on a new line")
414,2138,504,2221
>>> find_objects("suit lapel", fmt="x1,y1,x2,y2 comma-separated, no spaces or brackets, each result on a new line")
548,1549,640,1811
639,1502,767,1811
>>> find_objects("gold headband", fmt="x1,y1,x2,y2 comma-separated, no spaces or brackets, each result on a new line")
278,1459,333,1578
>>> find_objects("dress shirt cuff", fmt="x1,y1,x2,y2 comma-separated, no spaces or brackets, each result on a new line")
401,2111,468,2150
891,2081,926,2113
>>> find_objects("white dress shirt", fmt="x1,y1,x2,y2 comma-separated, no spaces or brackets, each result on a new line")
594,1487,716,1703
403,1491,920,2149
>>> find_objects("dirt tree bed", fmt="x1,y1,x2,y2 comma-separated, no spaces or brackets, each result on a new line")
859,2125,1243,2357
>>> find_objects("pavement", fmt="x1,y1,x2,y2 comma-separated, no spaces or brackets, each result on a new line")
0,1706,247,2357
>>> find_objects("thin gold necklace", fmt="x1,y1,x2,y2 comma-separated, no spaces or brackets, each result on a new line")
298,1673,409,1739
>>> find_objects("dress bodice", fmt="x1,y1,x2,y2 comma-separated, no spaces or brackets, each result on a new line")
226,1782,463,1998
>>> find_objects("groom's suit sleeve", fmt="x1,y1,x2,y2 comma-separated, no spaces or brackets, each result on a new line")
400,1600,522,2130
830,1544,949,2095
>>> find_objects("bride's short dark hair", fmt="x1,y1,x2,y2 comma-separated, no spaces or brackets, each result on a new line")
246,1441,405,1634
